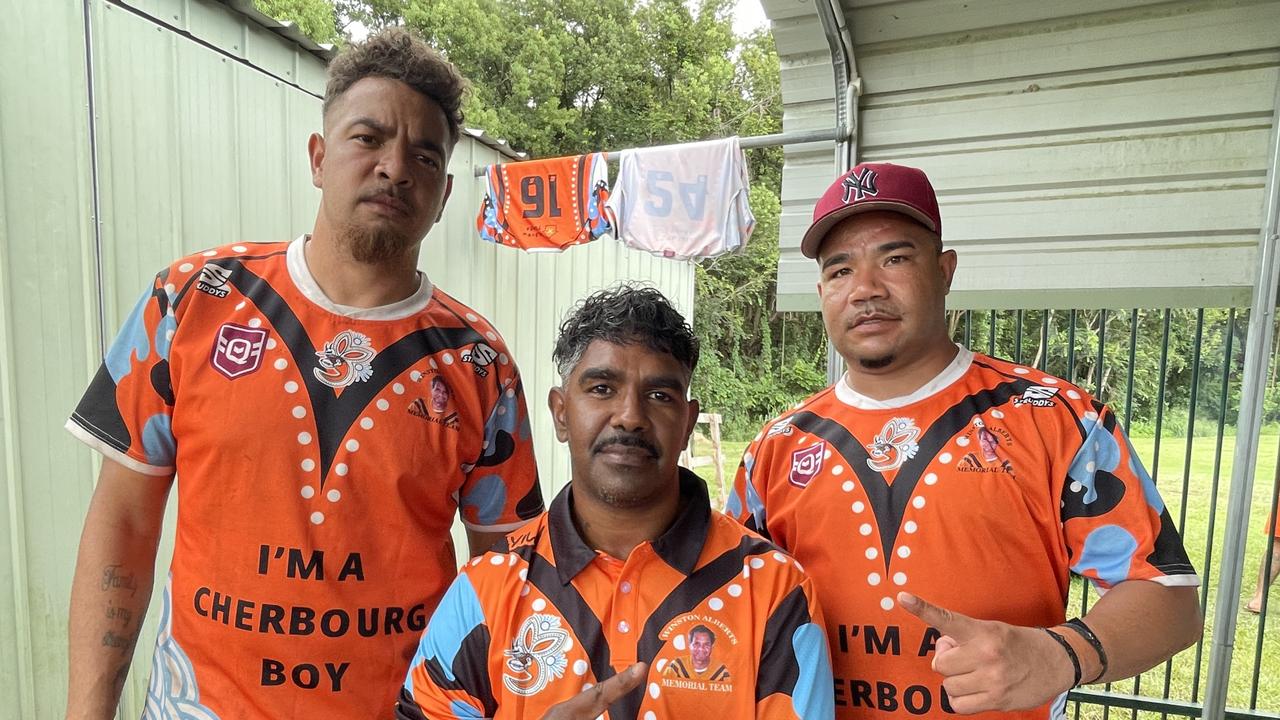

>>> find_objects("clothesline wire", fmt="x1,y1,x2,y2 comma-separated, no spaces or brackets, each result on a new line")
469,126,846,177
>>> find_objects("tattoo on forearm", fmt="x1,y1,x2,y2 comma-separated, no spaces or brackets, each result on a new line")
100,565,138,596
101,630,134,652
105,603,134,626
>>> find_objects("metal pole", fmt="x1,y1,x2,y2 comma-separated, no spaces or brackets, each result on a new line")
816,0,857,386
1200,73,1280,720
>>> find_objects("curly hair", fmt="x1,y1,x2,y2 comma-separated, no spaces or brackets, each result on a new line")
324,27,466,146
553,285,699,380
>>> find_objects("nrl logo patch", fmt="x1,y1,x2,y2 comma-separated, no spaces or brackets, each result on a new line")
461,342,498,377
210,323,267,379
1013,385,1059,408
503,613,570,697
789,440,826,488
866,417,920,472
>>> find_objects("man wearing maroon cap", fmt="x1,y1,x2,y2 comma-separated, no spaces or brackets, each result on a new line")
728,162,1202,719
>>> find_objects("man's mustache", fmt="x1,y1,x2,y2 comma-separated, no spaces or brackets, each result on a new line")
361,186,412,208
592,433,658,457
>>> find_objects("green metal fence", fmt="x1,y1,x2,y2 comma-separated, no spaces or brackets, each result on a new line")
953,308,1280,719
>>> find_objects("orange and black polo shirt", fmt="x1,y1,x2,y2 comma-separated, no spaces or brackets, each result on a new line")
400,469,835,719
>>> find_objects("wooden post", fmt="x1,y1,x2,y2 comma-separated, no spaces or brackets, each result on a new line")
677,413,727,507
709,413,725,507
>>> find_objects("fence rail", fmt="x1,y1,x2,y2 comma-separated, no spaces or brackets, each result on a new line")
950,307,1280,719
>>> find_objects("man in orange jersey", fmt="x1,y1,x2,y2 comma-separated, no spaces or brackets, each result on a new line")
729,163,1202,719
399,286,834,719
63,29,543,719
1246,492,1280,613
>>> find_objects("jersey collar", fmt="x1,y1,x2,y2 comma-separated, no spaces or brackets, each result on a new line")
548,468,711,584
835,343,973,410
286,235,435,320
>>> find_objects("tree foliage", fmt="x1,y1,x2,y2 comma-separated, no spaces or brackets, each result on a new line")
252,0,342,45
249,0,1274,443
298,0,831,438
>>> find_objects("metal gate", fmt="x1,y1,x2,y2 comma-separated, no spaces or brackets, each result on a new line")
951,308,1280,719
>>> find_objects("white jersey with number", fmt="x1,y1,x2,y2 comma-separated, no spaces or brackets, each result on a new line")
605,136,755,259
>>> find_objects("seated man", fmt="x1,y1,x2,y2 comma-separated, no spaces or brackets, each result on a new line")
398,286,834,719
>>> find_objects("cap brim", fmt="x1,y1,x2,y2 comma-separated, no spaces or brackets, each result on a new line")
799,202,939,259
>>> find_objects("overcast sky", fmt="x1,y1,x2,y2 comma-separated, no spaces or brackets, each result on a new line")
733,0,768,35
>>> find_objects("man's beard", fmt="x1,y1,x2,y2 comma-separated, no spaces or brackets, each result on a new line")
858,354,895,370
338,221,417,264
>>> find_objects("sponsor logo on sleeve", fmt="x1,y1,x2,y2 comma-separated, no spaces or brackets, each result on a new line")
461,342,498,377
196,264,232,298
1013,385,1059,408
766,419,794,438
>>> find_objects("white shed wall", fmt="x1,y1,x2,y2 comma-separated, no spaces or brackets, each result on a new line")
771,0,1280,311
0,1,693,716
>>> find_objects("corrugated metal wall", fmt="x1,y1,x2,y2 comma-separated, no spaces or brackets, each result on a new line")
0,1,693,717
771,0,1280,312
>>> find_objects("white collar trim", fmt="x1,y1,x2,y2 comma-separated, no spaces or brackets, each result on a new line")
286,236,434,320
834,344,973,410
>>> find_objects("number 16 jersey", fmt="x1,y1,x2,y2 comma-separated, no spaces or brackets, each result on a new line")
476,153,611,252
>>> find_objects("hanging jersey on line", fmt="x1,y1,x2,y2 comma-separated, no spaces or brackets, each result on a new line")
476,152,611,251
605,136,754,260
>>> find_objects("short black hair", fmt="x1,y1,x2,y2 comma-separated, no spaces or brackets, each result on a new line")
689,624,715,643
553,285,699,380
324,27,466,147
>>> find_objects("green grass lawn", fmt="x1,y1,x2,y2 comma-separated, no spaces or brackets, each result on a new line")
691,434,1280,716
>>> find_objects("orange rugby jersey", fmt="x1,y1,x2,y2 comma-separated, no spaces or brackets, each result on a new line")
399,469,835,719
727,347,1197,720
476,153,612,251
66,238,543,718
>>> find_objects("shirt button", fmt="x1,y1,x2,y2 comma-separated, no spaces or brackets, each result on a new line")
618,620,630,633
620,581,633,594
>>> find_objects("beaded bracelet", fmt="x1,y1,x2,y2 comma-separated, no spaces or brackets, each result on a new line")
1042,627,1083,689
1063,617,1109,685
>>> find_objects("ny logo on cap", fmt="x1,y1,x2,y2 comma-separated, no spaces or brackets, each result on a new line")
841,167,879,203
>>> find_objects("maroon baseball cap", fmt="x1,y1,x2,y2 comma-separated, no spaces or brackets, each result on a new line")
800,162,942,258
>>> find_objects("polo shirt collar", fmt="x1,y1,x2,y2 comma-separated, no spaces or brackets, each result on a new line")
548,467,711,584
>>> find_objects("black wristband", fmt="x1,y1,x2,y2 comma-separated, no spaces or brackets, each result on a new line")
1063,617,1109,684
1042,627,1082,689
